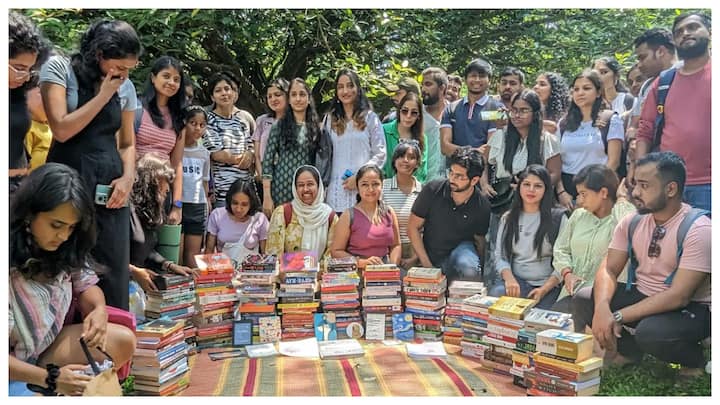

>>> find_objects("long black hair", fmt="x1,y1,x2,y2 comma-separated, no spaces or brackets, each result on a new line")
593,56,629,93
354,164,389,224
397,92,425,154
10,163,97,278
141,55,188,136
329,68,372,135
562,69,603,133
225,178,262,217
277,78,320,152
503,89,544,175
502,165,554,260
70,19,142,90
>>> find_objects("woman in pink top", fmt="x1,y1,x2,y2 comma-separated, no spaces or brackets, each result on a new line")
135,56,189,225
331,164,401,270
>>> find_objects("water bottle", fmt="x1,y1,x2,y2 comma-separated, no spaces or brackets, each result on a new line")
128,280,146,322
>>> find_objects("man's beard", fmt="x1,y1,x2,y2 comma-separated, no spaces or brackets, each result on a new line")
423,92,439,106
677,36,710,59
450,182,473,193
636,192,668,215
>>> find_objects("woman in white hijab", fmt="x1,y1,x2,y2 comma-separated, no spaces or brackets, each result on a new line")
266,165,338,259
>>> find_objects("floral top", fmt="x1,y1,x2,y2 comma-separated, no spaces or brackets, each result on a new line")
265,205,339,259
262,123,315,205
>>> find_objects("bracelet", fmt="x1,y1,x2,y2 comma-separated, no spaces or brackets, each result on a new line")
27,363,60,396
561,268,573,279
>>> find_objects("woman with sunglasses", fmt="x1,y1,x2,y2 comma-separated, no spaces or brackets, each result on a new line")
382,92,428,183
9,11,48,193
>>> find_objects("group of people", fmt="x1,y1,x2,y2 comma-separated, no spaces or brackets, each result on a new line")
8,10,711,396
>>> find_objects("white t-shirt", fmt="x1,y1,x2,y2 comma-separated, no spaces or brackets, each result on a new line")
558,115,624,175
182,144,211,204
488,130,561,179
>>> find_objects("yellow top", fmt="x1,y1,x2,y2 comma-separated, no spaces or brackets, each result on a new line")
24,120,52,171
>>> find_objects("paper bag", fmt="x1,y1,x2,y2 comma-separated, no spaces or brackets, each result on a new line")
79,337,123,396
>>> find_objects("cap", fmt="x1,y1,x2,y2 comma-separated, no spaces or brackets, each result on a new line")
386,77,421,94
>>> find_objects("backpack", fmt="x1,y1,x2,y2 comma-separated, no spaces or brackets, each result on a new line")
652,67,677,152
625,208,710,291
283,202,336,231
549,207,570,246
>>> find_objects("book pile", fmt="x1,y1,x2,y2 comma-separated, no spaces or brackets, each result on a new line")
277,252,320,340
237,254,279,343
459,294,498,360
131,318,190,396
480,296,537,375
402,267,447,342
193,253,236,349
144,274,196,322
444,281,487,345
321,256,362,339
362,264,403,338
527,329,602,396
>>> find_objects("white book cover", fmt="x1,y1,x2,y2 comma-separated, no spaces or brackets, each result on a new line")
318,339,365,359
406,341,447,359
278,337,319,359
245,343,278,358
365,313,386,341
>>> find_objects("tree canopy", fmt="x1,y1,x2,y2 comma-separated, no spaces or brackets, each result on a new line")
23,8,697,116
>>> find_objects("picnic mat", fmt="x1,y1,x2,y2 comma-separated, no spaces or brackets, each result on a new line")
180,343,525,396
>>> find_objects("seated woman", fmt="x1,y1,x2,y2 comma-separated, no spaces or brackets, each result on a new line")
9,163,136,396
206,178,269,263
489,165,568,310
266,165,338,259
129,154,196,293
382,141,423,269
331,164,401,270
550,164,635,331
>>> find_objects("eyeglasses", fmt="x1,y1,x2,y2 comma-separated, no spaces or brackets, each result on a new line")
648,225,666,258
399,138,420,146
509,108,533,117
446,169,469,181
9,64,37,80
400,108,419,117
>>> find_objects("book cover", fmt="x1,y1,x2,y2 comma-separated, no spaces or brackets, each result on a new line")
195,253,234,274
258,316,281,343
314,313,337,341
392,313,414,341
406,267,443,280
245,342,278,358
278,337,320,358
524,308,573,331
365,313,386,341
535,329,593,360
488,296,537,320
232,320,253,347
282,251,318,272
318,339,365,359
136,318,184,339
406,341,448,359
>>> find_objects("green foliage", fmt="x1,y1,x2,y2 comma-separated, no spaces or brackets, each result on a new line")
121,374,135,396
23,8,705,117
599,355,711,396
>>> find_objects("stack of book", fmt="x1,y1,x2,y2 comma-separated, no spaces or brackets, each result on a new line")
481,296,537,375
402,267,447,342
459,294,498,360
527,329,602,396
237,254,279,343
362,263,403,338
193,253,236,349
444,281,487,345
131,318,190,396
144,274,196,322
322,256,362,339
277,252,320,340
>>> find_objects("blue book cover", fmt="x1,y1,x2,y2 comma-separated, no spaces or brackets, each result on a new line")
314,313,337,341
392,313,414,341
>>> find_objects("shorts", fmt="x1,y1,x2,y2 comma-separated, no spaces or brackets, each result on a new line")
182,202,207,235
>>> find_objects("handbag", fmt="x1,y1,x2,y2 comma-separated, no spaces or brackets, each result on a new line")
79,337,123,396
488,164,514,214
315,114,334,187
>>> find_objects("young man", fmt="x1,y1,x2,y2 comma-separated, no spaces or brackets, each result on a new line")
407,146,491,283
445,74,462,103
496,66,525,110
421,67,449,182
635,13,711,212
581,152,710,376
383,76,421,123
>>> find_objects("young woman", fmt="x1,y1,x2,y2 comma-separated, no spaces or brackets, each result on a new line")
550,164,635,331
382,141,423,269
180,106,211,268
489,165,567,310
206,178,269,263
382,92,428,183
41,19,142,310
262,78,321,214
325,68,387,213
592,56,634,118
266,165,338,259
556,69,624,210
134,56,189,225
129,154,196,293
9,11,48,192
202,72,257,208
532,72,569,135
253,78,289,175
331,164,401,270
9,163,136,396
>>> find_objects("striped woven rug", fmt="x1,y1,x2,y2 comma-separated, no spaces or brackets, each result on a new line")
181,343,525,396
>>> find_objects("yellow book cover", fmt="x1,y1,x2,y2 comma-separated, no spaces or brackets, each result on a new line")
487,296,536,320
277,301,321,309
536,329,593,360
534,353,603,373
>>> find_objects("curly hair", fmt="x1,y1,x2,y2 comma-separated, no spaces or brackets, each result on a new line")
131,153,175,229
277,78,320,152
541,72,570,123
9,11,50,91
330,68,372,135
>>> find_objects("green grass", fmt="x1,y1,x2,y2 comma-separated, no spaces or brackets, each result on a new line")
598,354,711,396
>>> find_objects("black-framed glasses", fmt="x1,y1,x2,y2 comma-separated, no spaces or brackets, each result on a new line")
648,225,666,258
509,107,533,117
400,108,419,117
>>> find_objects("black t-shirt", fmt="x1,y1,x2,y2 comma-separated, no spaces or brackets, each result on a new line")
411,179,491,265
9,88,30,170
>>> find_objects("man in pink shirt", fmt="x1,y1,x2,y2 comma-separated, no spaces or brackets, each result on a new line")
584,152,710,376
635,12,711,213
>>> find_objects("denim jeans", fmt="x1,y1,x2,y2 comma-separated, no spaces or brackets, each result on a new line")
489,275,561,310
9,381,35,396
683,183,711,214
439,241,482,284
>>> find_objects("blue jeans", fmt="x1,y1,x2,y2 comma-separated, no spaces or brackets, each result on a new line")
683,184,711,214
9,381,35,396
489,275,561,310
439,241,482,283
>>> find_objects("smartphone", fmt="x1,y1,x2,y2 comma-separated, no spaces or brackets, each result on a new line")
95,184,112,206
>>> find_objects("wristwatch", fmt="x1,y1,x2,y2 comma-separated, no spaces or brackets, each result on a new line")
173,200,183,209
612,310,624,324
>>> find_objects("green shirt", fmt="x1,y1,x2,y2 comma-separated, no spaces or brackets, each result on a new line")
382,120,428,183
